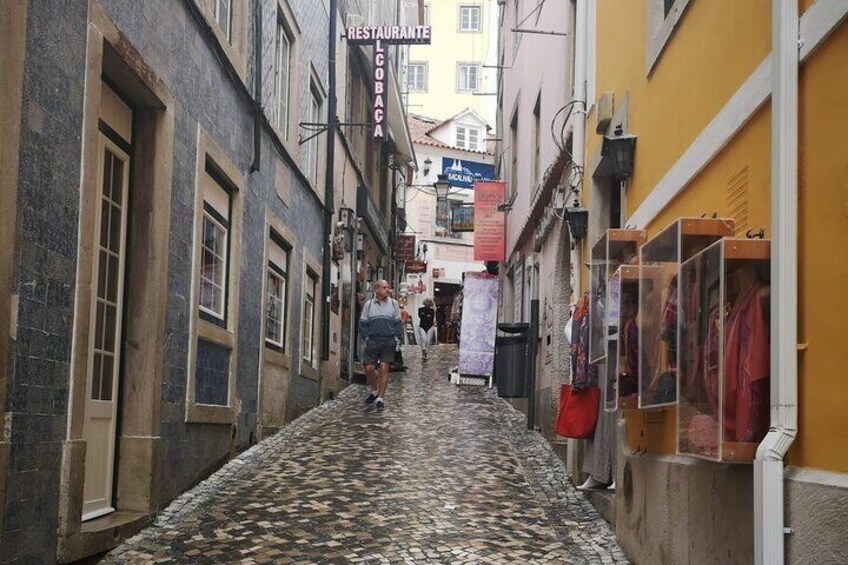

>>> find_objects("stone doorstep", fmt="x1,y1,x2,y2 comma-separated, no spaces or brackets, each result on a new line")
57,511,148,564
586,489,616,527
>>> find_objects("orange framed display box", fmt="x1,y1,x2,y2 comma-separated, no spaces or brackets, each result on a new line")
588,229,645,369
604,265,640,412
676,238,770,463
637,218,735,409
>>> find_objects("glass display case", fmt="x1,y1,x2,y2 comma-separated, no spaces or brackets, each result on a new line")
589,229,645,367
606,265,640,411
637,218,735,409
677,238,770,462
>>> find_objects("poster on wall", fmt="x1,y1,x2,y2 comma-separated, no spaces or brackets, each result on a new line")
406,273,426,294
473,181,506,261
451,204,475,232
458,272,500,378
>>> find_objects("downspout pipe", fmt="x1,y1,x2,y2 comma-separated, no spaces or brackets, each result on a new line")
321,0,338,362
250,0,262,173
569,0,588,295
754,1,799,564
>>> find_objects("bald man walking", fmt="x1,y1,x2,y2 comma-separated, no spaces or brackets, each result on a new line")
359,279,402,411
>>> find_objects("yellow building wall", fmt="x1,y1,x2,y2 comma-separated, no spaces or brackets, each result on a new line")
586,0,848,471
407,0,494,121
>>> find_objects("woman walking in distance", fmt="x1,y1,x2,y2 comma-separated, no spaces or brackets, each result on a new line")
359,280,403,411
417,297,436,360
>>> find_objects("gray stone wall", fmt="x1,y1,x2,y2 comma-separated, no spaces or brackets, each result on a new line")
3,1,89,562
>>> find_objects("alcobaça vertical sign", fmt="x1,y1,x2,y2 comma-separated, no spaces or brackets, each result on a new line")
346,26,432,141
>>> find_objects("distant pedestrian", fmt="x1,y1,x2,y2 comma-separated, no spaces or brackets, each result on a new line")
359,279,402,412
417,297,436,360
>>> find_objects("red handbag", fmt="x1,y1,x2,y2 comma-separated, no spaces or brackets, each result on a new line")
554,383,600,439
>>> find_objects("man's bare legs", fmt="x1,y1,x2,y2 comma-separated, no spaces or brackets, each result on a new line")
377,361,390,399
364,363,379,404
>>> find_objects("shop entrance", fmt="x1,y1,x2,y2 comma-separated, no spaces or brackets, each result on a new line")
434,282,461,344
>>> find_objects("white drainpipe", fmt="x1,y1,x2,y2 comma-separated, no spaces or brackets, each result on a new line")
570,0,588,295
754,1,799,564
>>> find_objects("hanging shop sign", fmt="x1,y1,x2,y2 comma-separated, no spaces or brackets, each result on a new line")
346,26,432,141
441,158,496,189
356,184,390,254
450,204,475,232
405,260,427,273
473,181,506,261
396,234,416,262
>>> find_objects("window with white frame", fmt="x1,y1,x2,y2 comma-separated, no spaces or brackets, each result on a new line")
199,176,231,322
457,63,480,92
214,0,233,44
406,62,427,92
274,18,292,138
265,232,289,349
302,272,317,363
305,83,323,184
459,5,481,32
455,125,481,151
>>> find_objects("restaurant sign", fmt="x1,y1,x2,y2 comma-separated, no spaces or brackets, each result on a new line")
441,158,495,189
347,26,432,141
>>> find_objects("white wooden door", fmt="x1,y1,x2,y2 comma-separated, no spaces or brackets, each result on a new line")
82,107,131,521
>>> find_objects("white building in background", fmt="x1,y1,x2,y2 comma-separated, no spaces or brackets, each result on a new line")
400,110,494,344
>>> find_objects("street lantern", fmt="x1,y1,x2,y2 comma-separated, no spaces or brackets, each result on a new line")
434,173,451,201
601,127,637,181
423,157,432,177
338,204,354,232
564,206,589,242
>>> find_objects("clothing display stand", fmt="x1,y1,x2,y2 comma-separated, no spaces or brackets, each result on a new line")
676,238,770,463
605,265,640,412
589,229,646,367
637,218,735,409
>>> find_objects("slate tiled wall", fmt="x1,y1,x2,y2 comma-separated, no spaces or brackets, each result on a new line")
3,0,329,560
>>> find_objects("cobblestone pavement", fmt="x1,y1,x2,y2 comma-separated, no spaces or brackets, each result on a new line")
104,346,627,564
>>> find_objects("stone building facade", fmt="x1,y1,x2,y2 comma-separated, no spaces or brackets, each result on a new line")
0,0,417,562
495,0,577,446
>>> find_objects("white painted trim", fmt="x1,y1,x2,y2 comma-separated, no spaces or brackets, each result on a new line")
627,0,848,230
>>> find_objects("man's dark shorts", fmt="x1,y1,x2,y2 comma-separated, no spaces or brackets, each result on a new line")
363,337,396,366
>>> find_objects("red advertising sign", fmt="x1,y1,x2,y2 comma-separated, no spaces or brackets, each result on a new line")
473,181,506,261
396,235,416,262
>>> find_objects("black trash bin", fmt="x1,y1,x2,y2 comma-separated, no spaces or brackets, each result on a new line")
495,323,529,398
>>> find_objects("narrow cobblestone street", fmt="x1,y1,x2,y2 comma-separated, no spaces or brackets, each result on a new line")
104,346,626,564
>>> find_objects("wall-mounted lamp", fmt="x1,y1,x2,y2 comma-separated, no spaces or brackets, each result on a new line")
338,204,355,232
434,173,451,201
602,126,637,181
564,206,589,242
356,233,365,259
423,157,432,177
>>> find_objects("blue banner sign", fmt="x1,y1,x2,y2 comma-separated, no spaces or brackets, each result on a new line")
441,158,495,189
